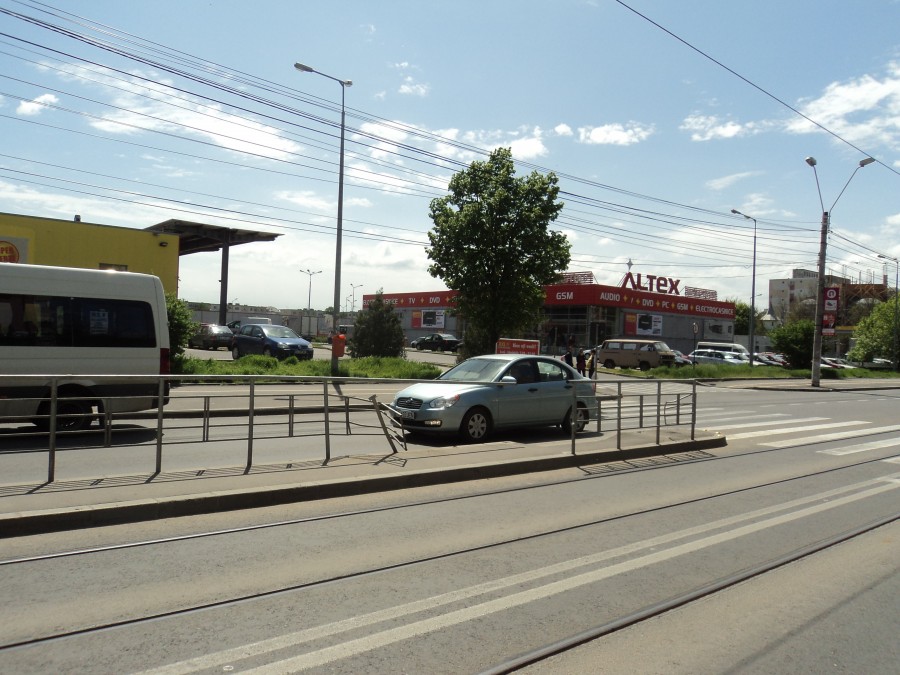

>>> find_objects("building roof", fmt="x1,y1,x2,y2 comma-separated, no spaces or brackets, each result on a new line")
145,219,280,255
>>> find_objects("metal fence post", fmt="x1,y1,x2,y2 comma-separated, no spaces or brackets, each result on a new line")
323,379,332,463
47,378,58,483
656,380,662,445
155,378,166,474
616,381,623,450
246,380,255,471
570,379,577,455
691,380,697,440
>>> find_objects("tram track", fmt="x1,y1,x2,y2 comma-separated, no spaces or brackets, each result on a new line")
2,456,898,657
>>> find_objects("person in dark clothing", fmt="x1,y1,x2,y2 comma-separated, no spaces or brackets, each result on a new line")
576,348,586,375
563,346,573,367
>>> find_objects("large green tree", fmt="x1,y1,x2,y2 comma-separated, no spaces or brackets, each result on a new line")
728,298,767,338
348,290,405,358
426,147,570,356
847,295,899,364
769,319,815,369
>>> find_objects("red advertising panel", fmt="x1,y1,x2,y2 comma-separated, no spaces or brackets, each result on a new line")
822,286,840,336
495,338,540,355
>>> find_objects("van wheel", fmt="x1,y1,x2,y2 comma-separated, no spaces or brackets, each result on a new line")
35,399,94,432
232,346,241,360
562,405,588,434
459,407,491,443
603,359,615,369
639,361,651,371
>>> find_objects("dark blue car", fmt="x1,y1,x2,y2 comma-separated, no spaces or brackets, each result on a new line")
231,324,313,360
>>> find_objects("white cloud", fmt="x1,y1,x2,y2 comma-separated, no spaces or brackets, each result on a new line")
680,114,759,141
398,77,430,97
786,61,900,149
554,123,573,136
706,171,764,191
16,93,59,116
577,122,654,145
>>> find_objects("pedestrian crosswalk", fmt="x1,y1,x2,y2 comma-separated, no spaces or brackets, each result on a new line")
694,408,900,457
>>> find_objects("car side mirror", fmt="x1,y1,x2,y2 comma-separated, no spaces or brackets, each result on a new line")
500,376,518,384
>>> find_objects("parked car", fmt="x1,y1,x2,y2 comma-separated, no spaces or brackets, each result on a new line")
390,354,597,442
231,324,313,360
411,333,461,352
822,357,856,369
687,349,746,366
188,324,234,350
672,350,693,367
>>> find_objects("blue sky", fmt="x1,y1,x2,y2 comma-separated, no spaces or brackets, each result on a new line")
1,0,899,312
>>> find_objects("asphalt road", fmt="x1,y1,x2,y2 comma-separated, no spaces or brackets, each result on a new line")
1,384,898,673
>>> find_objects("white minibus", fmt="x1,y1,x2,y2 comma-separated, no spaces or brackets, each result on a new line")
0,263,170,431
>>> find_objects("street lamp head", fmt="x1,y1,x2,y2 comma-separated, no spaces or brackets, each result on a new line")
859,157,876,168
731,208,740,215
805,156,817,167
294,62,314,73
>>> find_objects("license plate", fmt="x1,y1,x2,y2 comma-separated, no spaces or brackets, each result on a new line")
401,410,416,420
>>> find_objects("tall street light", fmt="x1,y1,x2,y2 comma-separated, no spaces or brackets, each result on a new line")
351,283,363,312
805,156,875,387
294,62,352,375
731,209,758,365
877,254,899,371
300,268,321,337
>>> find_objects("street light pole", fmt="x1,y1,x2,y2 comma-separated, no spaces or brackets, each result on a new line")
294,62,352,375
805,156,875,387
351,283,363,312
300,268,321,337
731,209,758,365
878,254,899,371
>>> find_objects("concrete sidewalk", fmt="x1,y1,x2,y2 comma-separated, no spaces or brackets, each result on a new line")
0,426,725,537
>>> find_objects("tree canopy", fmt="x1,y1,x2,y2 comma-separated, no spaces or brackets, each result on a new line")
426,147,570,355
348,290,405,358
847,295,899,363
769,319,815,369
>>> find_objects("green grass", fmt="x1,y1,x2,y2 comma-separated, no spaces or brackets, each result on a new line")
180,354,443,380
617,364,900,380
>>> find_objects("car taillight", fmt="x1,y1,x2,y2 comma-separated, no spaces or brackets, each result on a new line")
160,347,171,374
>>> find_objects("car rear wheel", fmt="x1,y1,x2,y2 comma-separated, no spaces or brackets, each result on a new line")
459,407,491,443
232,346,241,360
35,399,94,432
562,405,588,435
416,343,424,350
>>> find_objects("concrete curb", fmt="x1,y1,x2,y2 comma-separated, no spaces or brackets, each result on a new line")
1,435,726,537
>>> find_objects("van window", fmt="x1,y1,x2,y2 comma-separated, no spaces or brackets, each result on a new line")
0,294,155,348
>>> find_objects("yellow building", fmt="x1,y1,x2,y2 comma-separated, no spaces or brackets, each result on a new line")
0,212,180,293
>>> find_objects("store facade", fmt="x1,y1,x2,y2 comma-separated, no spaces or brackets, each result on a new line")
364,272,735,355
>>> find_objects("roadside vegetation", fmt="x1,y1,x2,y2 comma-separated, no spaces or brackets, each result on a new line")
181,354,442,380
619,364,900,380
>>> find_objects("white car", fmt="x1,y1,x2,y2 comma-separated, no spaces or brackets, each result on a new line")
687,349,746,366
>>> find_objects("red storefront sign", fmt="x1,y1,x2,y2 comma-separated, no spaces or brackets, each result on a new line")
495,338,540,355
366,283,734,320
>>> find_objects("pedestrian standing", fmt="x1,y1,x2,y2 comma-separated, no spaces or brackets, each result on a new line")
563,345,573,367
587,348,596,379
576,348,586,375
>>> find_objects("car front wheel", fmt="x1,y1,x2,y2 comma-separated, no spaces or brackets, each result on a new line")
232,346,241,360
459,407,491,443
562,405,589,435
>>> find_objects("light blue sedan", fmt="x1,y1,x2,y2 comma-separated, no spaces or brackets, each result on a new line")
390,353,597,442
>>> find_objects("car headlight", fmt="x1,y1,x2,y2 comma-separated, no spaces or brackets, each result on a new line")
429,394,460,409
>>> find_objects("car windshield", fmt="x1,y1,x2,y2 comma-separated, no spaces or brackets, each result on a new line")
262,326,300,339
654,341,671,351
211,326,230,334
439,357,508,382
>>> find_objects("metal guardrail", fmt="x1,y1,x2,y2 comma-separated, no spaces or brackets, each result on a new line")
0,375,698,484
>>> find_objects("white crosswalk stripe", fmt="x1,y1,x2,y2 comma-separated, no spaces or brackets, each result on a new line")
728,421,869,440
702,417,826,431
818,439,900,456
762,424,900,448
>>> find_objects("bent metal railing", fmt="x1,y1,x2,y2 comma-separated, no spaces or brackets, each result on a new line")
0,375,698,484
